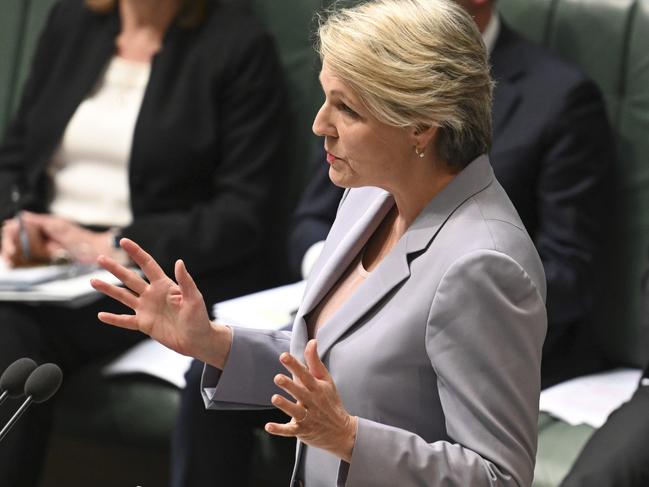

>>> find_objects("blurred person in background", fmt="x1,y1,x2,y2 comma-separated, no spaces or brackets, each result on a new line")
0,0,287,485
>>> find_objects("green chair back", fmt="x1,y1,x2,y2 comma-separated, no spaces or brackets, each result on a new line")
499,0,649,369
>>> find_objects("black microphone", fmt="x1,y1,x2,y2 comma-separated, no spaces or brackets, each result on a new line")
0,363,63,444
0,358,38,406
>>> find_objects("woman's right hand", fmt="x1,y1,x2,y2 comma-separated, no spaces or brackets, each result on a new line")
1,215,58,267
90,238,232,369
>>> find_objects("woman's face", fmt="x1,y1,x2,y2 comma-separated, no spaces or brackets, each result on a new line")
312,63,415,191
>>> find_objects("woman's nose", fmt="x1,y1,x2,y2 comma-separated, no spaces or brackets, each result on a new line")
312,104,337,138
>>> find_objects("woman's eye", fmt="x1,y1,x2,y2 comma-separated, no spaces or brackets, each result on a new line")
339,103,358,118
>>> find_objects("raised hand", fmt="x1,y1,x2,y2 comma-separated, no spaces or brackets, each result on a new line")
265,339,358,462
90,238,232,368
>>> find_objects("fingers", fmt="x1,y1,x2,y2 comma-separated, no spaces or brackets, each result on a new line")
304,339,329,380
96,311,140,331
175,259,202,300
274,373,310,405
119,238,166,282
265,421,299,438
271,394,306,421
1,219,18,263
280,352,317,390
90,278,139,310
97,254,148,295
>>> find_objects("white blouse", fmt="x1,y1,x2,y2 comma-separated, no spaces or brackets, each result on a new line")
48,56,151,227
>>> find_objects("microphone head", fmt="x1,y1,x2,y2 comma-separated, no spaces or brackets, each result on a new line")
24,363,63,404
0,358,38,398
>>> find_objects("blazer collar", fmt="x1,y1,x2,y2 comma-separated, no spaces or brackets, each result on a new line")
290,155,495,360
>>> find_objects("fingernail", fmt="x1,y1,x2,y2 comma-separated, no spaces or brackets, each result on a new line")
280,353,289,363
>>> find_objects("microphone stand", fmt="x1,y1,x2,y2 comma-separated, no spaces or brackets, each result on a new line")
0,396,33,444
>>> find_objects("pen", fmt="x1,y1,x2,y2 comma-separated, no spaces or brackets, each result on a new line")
11,185,31,262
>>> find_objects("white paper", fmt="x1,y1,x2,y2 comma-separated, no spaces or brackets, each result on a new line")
103,339,193,388
0,261,83,289
213,280,307,330
0,264,125,307
539,368,642,428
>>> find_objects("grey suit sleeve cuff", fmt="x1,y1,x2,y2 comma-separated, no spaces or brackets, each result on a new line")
201,326,291,410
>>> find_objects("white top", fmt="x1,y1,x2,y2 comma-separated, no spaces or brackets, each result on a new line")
48,56,151,227
482,11,501,55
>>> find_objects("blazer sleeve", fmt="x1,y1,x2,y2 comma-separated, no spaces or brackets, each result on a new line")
535,78,612,339
343,250,546,487
201,327,291,410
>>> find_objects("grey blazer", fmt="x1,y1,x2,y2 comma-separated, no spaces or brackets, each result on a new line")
203,155,547,487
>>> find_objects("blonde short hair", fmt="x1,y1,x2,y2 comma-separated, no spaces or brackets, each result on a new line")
317,0,493,168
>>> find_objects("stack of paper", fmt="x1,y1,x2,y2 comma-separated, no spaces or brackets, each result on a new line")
0,261,124,307
212,280,307,330
539,368,642,428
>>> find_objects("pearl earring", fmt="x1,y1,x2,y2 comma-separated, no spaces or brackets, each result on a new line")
415,147,425,158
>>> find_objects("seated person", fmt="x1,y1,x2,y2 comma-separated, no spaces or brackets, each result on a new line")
172,0,613,484
0,0,286,485
559,259,649,487
559,365,649,487
94,0,547,484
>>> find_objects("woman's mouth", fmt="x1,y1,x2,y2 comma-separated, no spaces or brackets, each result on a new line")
326,152,340,164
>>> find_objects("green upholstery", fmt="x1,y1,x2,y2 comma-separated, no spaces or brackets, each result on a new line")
14,0,59,109
0,0,27,132
499,0,649,485
533,415,595,487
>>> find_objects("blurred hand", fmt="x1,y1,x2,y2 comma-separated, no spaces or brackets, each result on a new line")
266,339,358,463
90,238,232,368
23,212,115,264
1,215,56,267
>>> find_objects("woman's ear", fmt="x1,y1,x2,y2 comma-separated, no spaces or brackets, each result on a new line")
410,125,438,152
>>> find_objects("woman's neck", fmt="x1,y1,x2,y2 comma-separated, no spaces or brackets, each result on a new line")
390,161,458,229
116,0,181,62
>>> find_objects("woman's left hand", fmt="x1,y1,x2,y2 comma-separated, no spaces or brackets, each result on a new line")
265,339,358,463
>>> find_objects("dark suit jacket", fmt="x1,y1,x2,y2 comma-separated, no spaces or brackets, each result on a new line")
0,0,287,303
289,22,613,386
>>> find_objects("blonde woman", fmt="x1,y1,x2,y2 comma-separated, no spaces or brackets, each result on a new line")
93,0,546,485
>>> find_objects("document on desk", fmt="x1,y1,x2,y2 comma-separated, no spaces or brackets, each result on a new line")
0,263,75,289
0,260,124,307
212,280,307,329
539,368,642,428
103,339,193,389
104,280,308,388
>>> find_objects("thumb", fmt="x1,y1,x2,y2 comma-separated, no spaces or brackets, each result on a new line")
304,339,329,380
175,259,202,300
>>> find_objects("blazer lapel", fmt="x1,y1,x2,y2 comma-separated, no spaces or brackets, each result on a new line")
314,156,495,360
290,190,394,358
